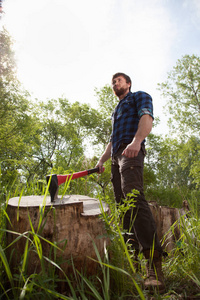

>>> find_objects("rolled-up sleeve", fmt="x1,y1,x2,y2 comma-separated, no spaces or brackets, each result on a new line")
138,107,154,119
136,91,154,120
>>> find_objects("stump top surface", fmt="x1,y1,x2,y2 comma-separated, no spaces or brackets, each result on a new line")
8,195,108,216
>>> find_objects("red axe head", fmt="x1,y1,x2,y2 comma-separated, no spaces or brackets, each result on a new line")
46,167,104,202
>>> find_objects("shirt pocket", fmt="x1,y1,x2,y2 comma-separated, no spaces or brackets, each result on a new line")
121,99,136,116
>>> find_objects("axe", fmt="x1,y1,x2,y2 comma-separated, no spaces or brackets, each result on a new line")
46,167,105,202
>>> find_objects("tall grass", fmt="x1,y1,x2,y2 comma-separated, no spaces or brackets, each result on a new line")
161,197,200,298
0,176,200,299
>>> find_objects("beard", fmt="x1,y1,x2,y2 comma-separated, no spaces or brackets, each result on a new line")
113,86,127,97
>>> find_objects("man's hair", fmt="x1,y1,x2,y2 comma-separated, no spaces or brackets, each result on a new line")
112,72,132,91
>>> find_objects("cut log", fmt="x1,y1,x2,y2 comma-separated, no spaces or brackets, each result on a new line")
6,195,109,284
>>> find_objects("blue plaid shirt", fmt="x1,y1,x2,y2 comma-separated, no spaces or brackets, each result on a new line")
110,91,154,155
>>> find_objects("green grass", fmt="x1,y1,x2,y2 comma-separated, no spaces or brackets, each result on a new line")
0,179,200,299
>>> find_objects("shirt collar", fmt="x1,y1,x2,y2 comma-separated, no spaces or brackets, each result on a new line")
120,91,132,102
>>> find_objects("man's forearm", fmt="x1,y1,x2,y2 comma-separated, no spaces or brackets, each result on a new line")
96,142,111,173
99,142,112,164
133,114,153,144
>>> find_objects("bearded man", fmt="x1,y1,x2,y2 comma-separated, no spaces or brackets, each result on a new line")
96,72,165,293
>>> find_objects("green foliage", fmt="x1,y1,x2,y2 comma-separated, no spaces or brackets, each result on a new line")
162,199,200,297
93,85,118,148
151,55,200,193
158,54,200,137
144,133,200,201
0,28,34,191
0,27,16,82
23,98,87,180
0,29,113,195
145,186,186,208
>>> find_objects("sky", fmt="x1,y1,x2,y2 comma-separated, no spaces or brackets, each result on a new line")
1,0,200,136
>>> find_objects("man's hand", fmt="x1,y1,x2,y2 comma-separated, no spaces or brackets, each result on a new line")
122,140,141,158
95,161,105,173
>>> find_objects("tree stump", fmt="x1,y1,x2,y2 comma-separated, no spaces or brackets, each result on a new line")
6,195,109,284
6,194,189,286
149,200,190,252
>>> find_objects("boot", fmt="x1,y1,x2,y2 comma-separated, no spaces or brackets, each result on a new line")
143,250,165,294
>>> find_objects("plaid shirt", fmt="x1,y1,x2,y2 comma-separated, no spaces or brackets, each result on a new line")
110,91,154,155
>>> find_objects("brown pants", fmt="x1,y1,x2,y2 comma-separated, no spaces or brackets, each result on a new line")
111,143,162,253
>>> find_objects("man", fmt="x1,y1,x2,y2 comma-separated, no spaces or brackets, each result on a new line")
96,73,165,293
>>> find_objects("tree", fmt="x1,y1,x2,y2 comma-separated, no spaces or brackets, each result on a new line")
0,28,114,198
19,98,96,181
178,136,200,188
0,28,33,190
157,55,200,190
144,133,198,207
93,85,118,148
88,85,119,199
0,27,16,83
158,55,200,137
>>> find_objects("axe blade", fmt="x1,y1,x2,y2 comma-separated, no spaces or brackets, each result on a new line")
46,174,59,202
